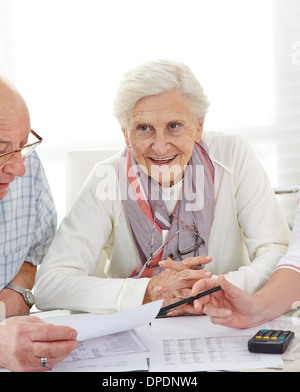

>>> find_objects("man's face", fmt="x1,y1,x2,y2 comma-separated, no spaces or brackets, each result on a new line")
123,90,203,187
0,98,29,200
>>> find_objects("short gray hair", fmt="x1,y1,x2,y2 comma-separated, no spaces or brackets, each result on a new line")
113,59,209,128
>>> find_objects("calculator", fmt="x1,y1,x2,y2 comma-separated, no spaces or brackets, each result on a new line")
248,329,294,354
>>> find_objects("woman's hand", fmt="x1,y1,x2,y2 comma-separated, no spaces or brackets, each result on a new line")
169,274,259,327
143,256,212,310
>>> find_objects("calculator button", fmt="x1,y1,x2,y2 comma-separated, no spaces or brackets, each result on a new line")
279,331,289,338
271,330,282,337
248,330,294,354
264,330,275,338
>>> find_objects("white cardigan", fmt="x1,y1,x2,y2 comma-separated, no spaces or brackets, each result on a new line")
35,132,290,313
276,191,300,273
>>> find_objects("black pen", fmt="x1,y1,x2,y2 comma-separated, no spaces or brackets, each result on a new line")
158,285,222,316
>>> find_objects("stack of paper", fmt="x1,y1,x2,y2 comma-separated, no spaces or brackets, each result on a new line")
34,303,300,372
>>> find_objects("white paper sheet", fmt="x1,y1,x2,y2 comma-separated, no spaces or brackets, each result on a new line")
52,327,150,372
149,316,284,372
39,300,162,341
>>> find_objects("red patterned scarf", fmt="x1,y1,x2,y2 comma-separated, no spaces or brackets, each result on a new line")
119,141,215,278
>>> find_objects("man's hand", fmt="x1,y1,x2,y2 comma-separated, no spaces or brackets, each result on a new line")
0,316,78,372
143,256,212,311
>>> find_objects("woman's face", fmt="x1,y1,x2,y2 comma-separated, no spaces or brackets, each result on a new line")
123,90,203,186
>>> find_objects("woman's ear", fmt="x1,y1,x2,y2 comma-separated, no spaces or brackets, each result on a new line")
122,128,130,147
195,121,204,143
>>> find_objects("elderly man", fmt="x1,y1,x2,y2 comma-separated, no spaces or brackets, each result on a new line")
0,76,78,372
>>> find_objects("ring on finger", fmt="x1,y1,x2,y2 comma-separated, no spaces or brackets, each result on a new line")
40,357,47,367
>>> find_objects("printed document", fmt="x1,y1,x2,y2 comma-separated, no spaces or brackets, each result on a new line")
149,316,284,372
52,327,150,372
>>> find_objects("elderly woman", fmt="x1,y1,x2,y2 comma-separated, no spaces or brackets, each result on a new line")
35,60,290,314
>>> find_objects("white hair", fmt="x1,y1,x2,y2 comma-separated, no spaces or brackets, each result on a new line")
113,59,210,128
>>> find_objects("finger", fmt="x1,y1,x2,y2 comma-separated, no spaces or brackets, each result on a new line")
171,288,192,299
33,339,79,359
4,315,42,326
160,297,180,308
155,289,174,299
31,351,76,372
159,277,209,294
159,256,212,272
191,277,218,296
178,268,212,281
182,256,212,268
168,303,201,317
156,269,212,293
159,289,194,307
175,267,212,280
31,356,65,372
29,323,78,342
159,257,186,271
203,303,232,319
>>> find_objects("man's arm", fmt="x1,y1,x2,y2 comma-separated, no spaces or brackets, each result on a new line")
0,262,36,316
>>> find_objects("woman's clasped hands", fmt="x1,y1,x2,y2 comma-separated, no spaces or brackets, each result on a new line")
143,255,212,312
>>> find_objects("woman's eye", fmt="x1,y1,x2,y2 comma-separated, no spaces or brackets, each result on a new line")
138,125,151,132
168,123,181,130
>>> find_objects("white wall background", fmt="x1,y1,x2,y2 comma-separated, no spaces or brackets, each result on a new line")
0,0,300,223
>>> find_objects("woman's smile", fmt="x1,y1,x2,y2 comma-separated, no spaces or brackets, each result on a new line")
123,90,203,186
148,154,178,165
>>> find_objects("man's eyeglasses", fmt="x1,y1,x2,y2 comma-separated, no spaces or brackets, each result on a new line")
0,130,42,166
135,205,205,278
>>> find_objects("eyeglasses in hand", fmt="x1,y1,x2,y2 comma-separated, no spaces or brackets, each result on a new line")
135,204,205,278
